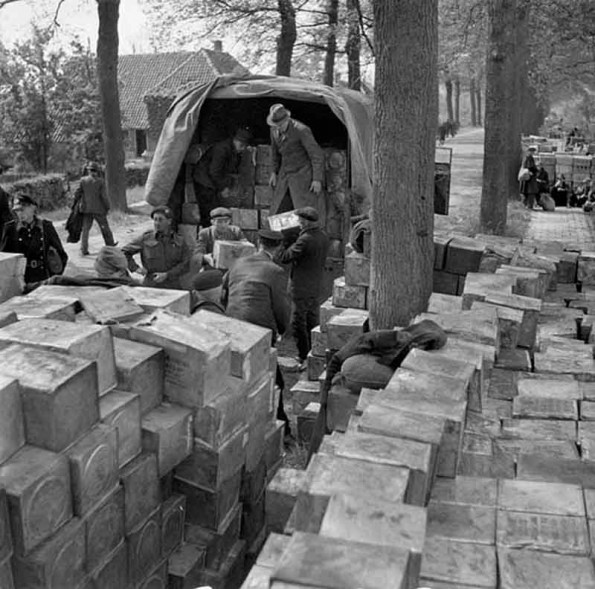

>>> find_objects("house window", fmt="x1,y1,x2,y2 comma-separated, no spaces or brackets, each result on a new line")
135,130,147,157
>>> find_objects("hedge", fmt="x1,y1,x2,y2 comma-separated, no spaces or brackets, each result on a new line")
4,174,68,211
125,161,151,188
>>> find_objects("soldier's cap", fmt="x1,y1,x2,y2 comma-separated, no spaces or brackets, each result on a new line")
295,206,319,222
13,194,37,208
87,162,100,172
210,207,232,219
151,205,174,219
528,145,538,152
267,103,291,126
258,228,284,242
193,269,224,291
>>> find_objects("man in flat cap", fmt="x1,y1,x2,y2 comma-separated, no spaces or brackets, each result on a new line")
267,103,325,223
193,128,253,222
195,206,245,267
122,205,191,289
222,228,292,431
75,162,117,255
191,269,225,314
277,206,329,369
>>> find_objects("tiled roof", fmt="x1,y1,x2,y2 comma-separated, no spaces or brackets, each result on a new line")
119,50,248,129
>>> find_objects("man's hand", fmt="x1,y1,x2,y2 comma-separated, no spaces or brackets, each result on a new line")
269,172,277,188
152,272,168,283
203,253,214,267
221,187,231,199
310,180,322,194
136,267,148,276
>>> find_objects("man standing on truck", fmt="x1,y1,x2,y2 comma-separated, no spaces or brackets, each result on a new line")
267,103,325,223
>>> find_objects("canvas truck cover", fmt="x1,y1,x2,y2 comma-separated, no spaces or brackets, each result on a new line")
144,75,374,211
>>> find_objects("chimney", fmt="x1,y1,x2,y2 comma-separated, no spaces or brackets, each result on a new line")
213,40,223,52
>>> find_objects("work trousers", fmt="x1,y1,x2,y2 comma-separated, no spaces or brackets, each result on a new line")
292,296,320,362
80,213,115,253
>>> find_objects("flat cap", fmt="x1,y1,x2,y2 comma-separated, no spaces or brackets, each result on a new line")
258,228,284,242
295,206,319,222
210,207,232,219
193,269,224,291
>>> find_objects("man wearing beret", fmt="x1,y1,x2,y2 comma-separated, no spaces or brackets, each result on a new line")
1,194,68,283
122,205,191,289
195,207,245,267
277,206,329,369
222,228,292,430
75,162,116,255
267,103,325,223
191,269,225,314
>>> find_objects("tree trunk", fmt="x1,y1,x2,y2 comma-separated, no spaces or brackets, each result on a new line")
323,0,339,86
346,0,361,90
445,76,454,121
97,0,127,211
454,78,461,125
470,77,477,126
479,0,517,234
370,0,438,329
476,85,482,125
508,0,527,200
276,0,297,76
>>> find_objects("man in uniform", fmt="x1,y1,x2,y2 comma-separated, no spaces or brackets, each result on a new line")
267,103,325,223
222,228,292,431
195,207,245,267
191,270,225,314
122,205,191,289
277,206,329,368
76,162,116,255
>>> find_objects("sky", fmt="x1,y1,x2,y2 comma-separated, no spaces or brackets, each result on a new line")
0,0,150,54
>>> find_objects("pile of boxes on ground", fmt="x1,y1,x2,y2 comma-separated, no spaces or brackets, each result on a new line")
536,152,593,187
0,251,285,589
252,232,595,587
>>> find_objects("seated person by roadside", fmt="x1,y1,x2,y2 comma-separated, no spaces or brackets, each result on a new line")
1,194,68,284
190,269,225,314
573,178,593,209
25,246,137,293
551,175,570,207
308,319,448,458
195,206,244,267
122,205,191,289
535,163,550,204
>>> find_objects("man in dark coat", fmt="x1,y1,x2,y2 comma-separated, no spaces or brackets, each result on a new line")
191,269,225,314
267,103,325,223
222,229,292,431
76,162,116,255
277,206,329,367
520,146,539,210
193,129,252,222
1,194,68,284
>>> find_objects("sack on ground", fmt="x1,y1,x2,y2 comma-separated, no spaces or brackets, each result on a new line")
540,193,556,212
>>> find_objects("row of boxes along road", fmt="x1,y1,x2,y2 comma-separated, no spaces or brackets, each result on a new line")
0,269,285,589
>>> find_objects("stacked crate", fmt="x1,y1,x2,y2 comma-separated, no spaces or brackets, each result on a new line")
0,284,285,589
0,252,25,304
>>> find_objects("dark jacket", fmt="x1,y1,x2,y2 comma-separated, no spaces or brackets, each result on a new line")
194,139,241,192
122,229,191,289
277,225,329,299
190,295,225,315
76,174,110,215
221,250,290,339
1,216,68,283
270,119,324,182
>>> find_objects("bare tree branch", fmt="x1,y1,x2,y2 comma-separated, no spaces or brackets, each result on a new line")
53,0,67,27
0,0,22,8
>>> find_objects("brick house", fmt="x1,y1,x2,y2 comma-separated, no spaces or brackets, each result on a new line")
119,46,249,159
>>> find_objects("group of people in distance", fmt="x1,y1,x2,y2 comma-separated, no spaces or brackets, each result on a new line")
0,103,332,437
520,144,594,211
